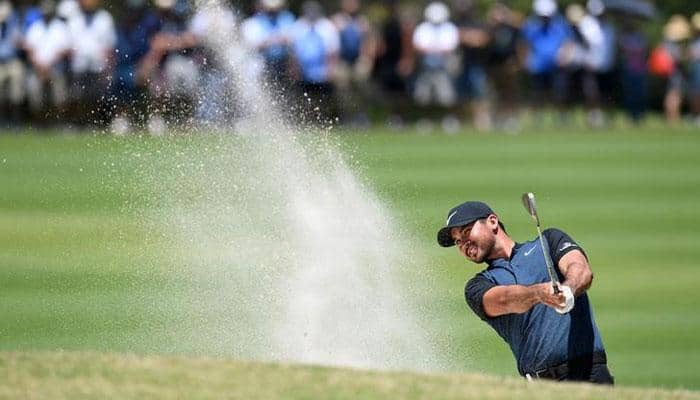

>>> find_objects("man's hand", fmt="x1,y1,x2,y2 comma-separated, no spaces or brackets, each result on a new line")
539,283,574,314
537,282,566,308
554,285,574,314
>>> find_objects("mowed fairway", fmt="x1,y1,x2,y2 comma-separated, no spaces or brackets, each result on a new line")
1,127,699,392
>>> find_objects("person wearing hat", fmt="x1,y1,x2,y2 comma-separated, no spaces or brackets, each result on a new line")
437,201,613,384
520,0,573,124
411,1,460,107
659,14,691,123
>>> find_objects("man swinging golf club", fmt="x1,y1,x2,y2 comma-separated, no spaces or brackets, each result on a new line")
437,195,613,384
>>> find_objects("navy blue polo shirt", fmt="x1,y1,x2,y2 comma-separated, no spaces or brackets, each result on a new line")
465,228,606,376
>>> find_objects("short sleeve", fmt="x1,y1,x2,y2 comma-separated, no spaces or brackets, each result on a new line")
465,274,497,321
542,228,587,265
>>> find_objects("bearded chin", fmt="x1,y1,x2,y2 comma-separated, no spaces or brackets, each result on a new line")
476,237,496,263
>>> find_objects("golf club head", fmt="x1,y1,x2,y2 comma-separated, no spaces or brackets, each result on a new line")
521,192,540,226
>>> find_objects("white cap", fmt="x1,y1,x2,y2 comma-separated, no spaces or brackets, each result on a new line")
533,0,557,17
586,0,604,17
261,0,285,10
424,1,450,24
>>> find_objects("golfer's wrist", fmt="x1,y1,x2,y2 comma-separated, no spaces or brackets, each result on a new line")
533,283,550,304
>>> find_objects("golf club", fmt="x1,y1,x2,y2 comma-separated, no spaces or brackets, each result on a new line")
521,192,560,294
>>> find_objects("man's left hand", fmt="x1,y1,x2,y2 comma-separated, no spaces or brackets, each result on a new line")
555,285,574,314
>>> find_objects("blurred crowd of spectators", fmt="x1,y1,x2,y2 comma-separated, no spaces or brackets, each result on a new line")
2,0,700,133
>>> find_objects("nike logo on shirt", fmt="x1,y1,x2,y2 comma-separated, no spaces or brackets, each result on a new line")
559,242,577,252
524,246,536,256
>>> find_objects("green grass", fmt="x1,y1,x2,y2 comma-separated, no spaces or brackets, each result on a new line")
2,351,700,400
1,127,699,392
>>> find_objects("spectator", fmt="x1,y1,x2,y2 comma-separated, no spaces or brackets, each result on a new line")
486,1,521,131
618,18,648,123
372,0,415,125
288,0,340,124
188,1,238,125
241,0,295,89
587,0,616,111
138,0,198,133
454,0,491,131
412,1,459,107
109,0,160,134
331,0,372,125
520,0,573,123
23,0,72,123
688,12,700,125
67,0,117,125
0,0,24,125
20,1,43,32
561,3,606,127
659,15,690,123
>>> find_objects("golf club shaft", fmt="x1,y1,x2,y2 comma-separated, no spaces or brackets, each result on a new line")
536,224,560,293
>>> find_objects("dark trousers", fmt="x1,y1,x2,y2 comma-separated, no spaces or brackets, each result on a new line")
527,352,614,385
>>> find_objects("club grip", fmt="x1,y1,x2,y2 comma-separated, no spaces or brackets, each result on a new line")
552,282,560,294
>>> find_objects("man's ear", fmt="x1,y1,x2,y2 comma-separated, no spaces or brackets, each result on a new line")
486,214,499,232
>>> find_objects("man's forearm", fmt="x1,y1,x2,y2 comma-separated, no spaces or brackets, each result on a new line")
483,284,547,317
562,261,593,296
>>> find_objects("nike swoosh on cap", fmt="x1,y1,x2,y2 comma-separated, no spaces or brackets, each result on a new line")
446,210,458,225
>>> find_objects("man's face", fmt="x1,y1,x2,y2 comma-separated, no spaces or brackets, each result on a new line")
450,218,496,263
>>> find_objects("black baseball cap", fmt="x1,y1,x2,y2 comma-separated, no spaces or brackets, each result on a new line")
437,201,495,247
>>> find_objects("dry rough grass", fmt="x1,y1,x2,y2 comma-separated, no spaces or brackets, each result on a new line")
1,351,699,400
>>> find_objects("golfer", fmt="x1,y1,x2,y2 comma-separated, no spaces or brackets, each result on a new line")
437,201,613,384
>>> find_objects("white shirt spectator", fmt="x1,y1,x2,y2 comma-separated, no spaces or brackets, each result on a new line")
411,3,459,107
25,18,71,68
68,9,116,73
413,21,459,54
577,14,605,71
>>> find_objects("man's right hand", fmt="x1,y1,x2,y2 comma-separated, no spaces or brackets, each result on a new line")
537,282,568,310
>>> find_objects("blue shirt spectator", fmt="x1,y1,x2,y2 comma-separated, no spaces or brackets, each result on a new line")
242,0,296,70
0,5,21,62
521,14,572,74
332,0,367,66
21,6,43,32
113,2,160,97
289,7,338,84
